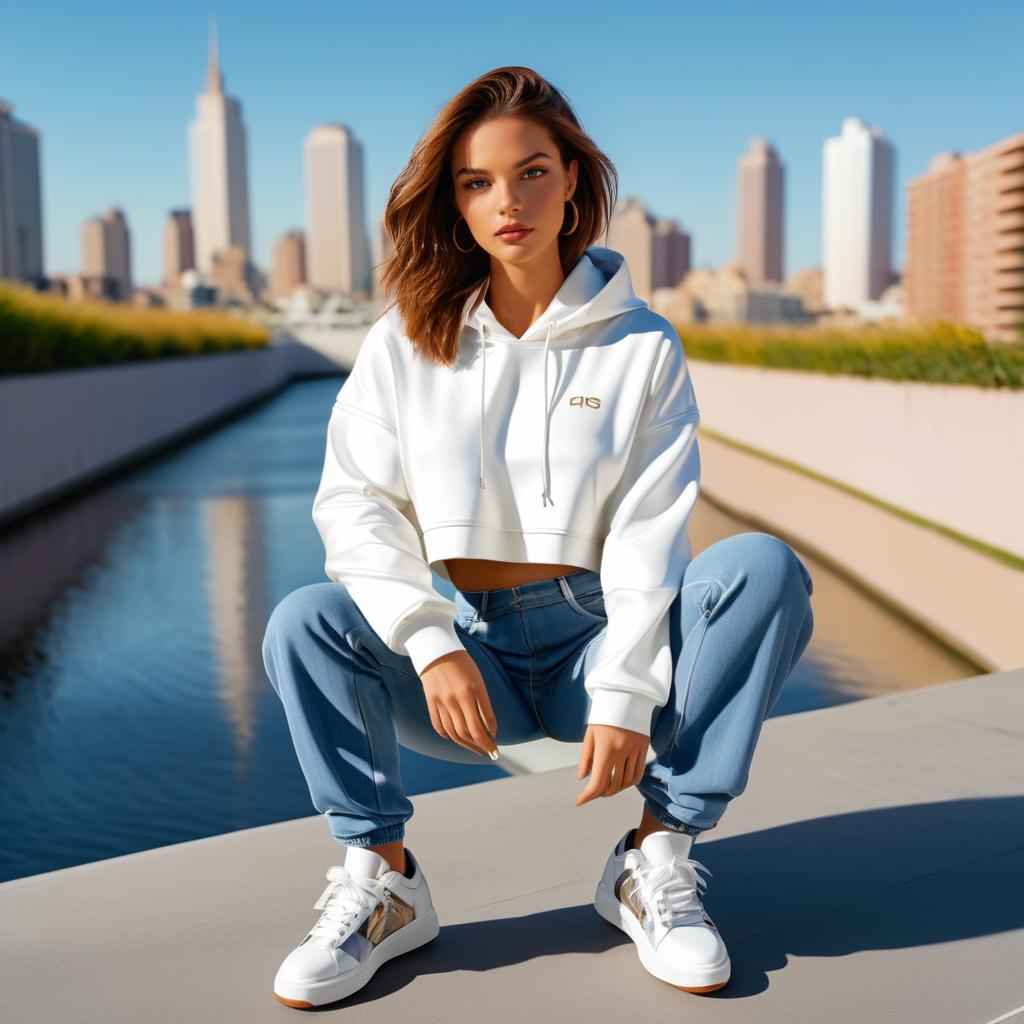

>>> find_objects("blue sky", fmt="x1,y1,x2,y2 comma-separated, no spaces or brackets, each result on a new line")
6,0,1022,286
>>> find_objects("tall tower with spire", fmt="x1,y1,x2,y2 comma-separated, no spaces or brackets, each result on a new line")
188,17,252,275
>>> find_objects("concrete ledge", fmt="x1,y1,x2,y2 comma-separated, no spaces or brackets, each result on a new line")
2,667,1021,1023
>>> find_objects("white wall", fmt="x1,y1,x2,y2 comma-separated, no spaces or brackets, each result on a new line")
691,360,1018,561
0,336,345,528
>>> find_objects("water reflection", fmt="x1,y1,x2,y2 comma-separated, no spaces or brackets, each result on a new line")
692,502,979,717
0,376,508,884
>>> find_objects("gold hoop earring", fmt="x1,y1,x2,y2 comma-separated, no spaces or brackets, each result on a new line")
452,217,477,253
559,198,579,236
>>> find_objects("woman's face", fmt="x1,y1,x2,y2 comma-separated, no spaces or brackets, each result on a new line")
450,115,578,267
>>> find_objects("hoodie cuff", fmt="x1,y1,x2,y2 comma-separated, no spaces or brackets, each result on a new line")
586,688,661,737
395,617,466,676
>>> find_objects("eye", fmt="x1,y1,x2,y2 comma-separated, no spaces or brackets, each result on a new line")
464,166,547,191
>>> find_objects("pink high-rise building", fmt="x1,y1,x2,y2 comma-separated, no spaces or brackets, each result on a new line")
737,137,785,285
653,219,690,289
606,197,690,303
163,209,195,288
271,230,306,296
304,123,370,296
80,207,132,300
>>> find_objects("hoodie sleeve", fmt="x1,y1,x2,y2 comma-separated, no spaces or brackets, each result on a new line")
311,322,467,676
585,331,701,736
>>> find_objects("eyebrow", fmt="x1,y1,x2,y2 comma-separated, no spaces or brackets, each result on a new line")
455,151,554,178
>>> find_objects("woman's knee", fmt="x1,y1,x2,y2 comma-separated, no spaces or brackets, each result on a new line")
694,531,812,599
262,581,358,656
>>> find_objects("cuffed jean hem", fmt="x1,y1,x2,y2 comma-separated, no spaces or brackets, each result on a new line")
643,796,713,837
329,822,406,847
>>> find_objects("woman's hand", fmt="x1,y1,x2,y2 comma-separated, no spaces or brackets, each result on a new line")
420,651,499,759
576,724,648,805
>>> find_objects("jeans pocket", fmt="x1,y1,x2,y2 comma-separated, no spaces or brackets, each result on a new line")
562,588,607,623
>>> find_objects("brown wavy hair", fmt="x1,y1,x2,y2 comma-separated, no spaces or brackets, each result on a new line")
378,66,619,368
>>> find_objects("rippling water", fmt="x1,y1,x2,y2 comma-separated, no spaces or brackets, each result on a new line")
0,374,978,883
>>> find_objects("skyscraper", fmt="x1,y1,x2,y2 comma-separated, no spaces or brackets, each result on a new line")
0,98,44,283
606,197,690,303
737,137,785,285
271,230,306,297
188,19,252,275
905,132,1024,342
303,124,370,296
163,209,195,288
606,196,657,303
81,207,132,300
822,116,896,309
652,218,691,290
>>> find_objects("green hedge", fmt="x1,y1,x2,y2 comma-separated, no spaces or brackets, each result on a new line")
6,279,1020,387
675,318,1024,389
0,281,270,374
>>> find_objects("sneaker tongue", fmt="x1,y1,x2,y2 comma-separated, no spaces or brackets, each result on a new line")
344,846,391,880
640,829,694,865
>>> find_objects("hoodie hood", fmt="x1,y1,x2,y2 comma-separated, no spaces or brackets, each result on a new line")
460,245,648,507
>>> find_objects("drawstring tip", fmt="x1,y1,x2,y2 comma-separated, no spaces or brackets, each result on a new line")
541,492,554,507
479,477,486,491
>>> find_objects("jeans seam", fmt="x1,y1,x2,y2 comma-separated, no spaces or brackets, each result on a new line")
516,606,552,739
668,584,717,749
350,633,384,815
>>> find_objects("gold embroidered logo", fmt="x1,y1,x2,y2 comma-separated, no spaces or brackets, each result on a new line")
569,396,601,409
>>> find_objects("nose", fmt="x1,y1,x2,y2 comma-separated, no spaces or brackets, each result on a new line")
496,184,522,214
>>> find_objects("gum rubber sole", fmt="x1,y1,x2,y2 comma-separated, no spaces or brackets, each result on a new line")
273,907,440,1008
594,883,730,994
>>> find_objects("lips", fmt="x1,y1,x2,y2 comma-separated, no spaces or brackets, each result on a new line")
496,224,531,236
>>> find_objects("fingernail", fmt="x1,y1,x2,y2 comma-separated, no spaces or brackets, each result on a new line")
489,749,500,761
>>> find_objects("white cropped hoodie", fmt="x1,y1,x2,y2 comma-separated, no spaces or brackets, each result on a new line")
311,245,701,737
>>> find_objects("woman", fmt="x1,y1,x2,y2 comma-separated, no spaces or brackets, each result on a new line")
262,65,815,1009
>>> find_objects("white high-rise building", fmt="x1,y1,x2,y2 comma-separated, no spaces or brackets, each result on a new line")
188,20,252,275
303,124,370,296
822,116,896,309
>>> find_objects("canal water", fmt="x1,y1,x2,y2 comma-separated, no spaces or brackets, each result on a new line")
0,374,980,883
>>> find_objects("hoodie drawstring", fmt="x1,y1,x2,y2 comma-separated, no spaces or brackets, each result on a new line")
477,317,560,507
540,320,556,507
479,321,488,493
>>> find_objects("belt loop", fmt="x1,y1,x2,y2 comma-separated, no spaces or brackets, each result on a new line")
480,591,489,617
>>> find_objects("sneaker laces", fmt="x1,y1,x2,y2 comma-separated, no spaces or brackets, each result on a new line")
304,865,386,951
633,854,714,930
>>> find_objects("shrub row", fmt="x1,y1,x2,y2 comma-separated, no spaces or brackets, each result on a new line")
676,318,1024,389
0,282,270,374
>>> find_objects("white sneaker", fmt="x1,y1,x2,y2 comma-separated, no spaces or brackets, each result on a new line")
273,845,440,1008
594,826,730,993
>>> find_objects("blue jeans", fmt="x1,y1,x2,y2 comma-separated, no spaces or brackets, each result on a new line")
261,531,814,848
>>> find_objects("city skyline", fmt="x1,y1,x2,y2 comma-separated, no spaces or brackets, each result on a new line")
4,0,1022,285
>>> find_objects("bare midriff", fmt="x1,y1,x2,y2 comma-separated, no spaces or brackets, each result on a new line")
444,558,589,593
